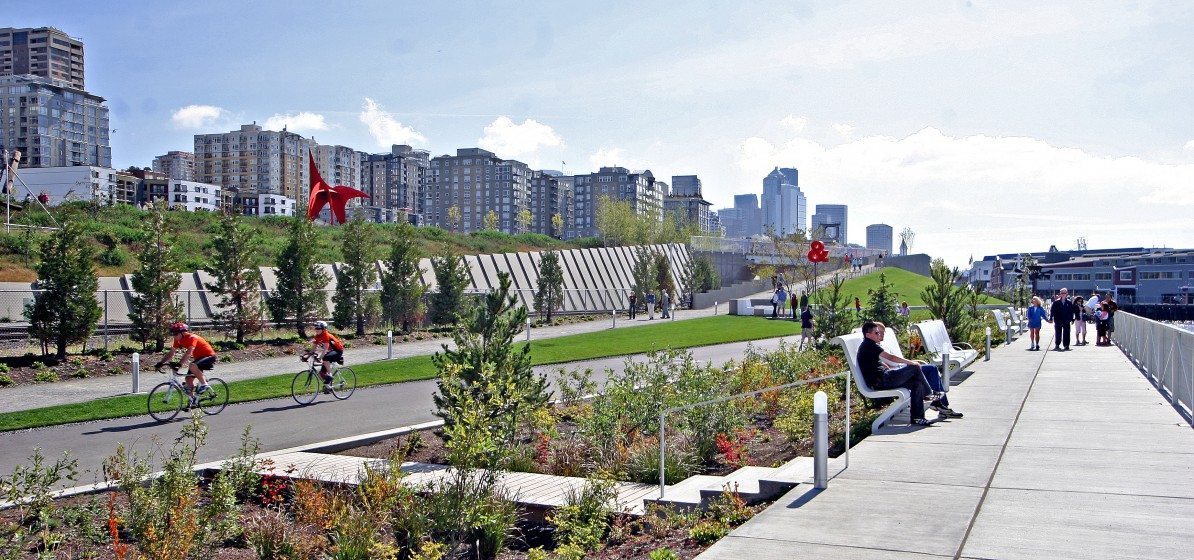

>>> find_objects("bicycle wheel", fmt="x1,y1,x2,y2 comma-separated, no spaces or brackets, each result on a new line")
147,382,185,422
197,377,229,415
291,370,320,405
329,366,357,400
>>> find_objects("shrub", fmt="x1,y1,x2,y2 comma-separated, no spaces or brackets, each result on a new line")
70,368,88,379
775,385,839,444
650,549,681,560
624,436,699,485
34,369,58,383
0,374,12,387
550,476,618,554
0,449,79,526
244,509,325,560
0,362,9,373
689,519,729,544
706,485,752,526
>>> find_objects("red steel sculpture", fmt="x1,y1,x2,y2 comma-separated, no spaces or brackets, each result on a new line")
306,149,369,224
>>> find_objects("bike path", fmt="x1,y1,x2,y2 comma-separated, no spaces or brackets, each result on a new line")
0,337,793,483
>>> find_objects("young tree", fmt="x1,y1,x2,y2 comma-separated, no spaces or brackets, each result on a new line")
551,213,565,239
332,218,378,336
812,274,854,340
654,252,676,299
128,208,184,352
692,254,721,292
430,249,470,325
380,223,426,333
26,222,101,358
630,245,658,303
204,212,264,345
863,272,906,331
267,217,329,339
534,250,565,322
516,209,533,234
433,272,550,455
921,258,971,343
483,209,499,231
446,205,462,233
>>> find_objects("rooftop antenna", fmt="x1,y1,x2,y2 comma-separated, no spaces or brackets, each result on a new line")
1076,236,1087,251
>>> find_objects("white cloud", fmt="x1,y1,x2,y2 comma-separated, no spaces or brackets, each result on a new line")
588,147,649,171
171,105,227,129
1185,140,1194,152
477,117,563,162
832,123,856,139
734,127,1194,265
263,111,328,133
780,115,808,132
358,98,427,148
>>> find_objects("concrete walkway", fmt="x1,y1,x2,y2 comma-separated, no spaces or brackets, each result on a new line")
698,330,1194,559
0,305,734,414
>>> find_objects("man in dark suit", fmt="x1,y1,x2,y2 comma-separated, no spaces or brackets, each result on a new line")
1050,288,1076,351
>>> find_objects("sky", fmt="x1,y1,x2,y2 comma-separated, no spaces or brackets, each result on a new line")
15,0,1194,267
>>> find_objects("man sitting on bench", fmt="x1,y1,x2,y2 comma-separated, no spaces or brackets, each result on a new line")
874,321,963,419
859,321,938,426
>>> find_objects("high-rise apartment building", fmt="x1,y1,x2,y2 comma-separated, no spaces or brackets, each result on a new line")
152,151,194,181
423,148,532,233
866,223,893,255
664,174,714,233
529,170,574,238
720,193,762,238
313,144,364,190
360,144,429,224
761,167,806,237
572,166,662,238
193,123,314,213
811,204,848,245
0,27,86,89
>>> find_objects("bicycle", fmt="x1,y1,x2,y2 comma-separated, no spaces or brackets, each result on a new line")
147,364,229,422
291,354,357,405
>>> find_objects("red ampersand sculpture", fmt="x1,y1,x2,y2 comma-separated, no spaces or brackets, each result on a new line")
306,149,369,224
807,240,830,263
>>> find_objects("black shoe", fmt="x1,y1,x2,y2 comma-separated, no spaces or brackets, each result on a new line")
912,418,936,426
936,407,963,419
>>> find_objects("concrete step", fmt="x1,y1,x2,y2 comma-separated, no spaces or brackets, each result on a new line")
696,466,781,502
648,475,724,509
758,457,814,495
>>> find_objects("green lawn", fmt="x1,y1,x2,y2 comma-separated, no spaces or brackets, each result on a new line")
0,315,802,432
832,268,1009,307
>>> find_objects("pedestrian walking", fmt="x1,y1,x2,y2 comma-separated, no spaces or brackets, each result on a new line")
628,292,637,320
647,292,656,320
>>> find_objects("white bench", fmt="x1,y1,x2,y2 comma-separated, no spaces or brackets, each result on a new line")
991,309,1018,340
833,331,917,432
913,319,979,378
1006,306,1026,332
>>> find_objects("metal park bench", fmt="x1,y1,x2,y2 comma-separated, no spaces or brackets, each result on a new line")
913,319,980,378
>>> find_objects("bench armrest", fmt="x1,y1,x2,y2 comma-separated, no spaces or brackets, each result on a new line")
952,342,975,350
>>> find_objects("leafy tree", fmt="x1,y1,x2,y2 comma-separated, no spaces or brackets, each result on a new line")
204,212,264,344
534,250,565,322
516,209,533,234
483,209,499,231
630,245,658,303
813,274,855,340
921,258,971,344
446,205,462,232
551,213,564,239
863,272,906,332
380,222,426,333
430,248,470,325
654,252,676,299
128,208,184,352
26,222,101,358
267,217,329,339
332,218,379,335
433,272,549,461
692,254,721,292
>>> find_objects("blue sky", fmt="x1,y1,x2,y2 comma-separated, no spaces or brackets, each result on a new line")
18,0,1194,265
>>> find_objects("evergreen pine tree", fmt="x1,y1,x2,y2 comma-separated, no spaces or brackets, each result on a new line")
26,222,101,358
331,218,378,335
204,212,264,344
128,208,184,351
433,272,549,450
429,248,469,325
921,259,972,343
534,250,565,322
267,217,329,339
654,252,676,299
380,222,426,333
630,245,658,303
864,272,905,330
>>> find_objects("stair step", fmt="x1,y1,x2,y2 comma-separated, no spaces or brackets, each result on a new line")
696,466,778,498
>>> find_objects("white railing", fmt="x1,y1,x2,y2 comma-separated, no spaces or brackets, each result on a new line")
1113,312,1193,426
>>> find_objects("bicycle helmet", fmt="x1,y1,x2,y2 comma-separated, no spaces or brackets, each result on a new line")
169,322,189,334
312,320,328,330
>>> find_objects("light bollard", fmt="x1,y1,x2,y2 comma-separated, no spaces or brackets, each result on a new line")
985,326,991,361
671,303,675,321
526,317,531,342
813,391,828,489
611,310,616,329
1006,323,1013,347
131,352,141,394
387,330,393,359
940,344,951,391
714,301,718,315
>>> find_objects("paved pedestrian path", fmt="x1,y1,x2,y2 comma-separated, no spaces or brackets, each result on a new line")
698,330,1194,559
0,305,733,414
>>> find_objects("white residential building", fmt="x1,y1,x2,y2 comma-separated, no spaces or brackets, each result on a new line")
258,193,296,217
167,180,220,212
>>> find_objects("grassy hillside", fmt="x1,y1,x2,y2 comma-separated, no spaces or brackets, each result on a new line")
835,267,1010,307
0,202,590,282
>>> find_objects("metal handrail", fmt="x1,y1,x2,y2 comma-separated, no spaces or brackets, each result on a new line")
658,370,850,499
1113,312,1193,426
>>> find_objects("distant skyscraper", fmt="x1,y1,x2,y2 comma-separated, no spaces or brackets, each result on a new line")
0,27,86,89
719,193,762,238
664,174,715,233
530,170,574,238
761,167,806,236
811,204,848,245
866,223,893,255
152,151,195,181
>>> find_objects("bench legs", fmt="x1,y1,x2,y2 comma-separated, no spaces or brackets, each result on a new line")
872,390,911,432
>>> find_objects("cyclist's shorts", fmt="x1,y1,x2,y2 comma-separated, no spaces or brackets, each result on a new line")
194,356,217,371
324,350,344,364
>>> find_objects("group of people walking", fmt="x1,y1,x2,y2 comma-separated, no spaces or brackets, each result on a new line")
626,290,673,320
1025,290,1118,351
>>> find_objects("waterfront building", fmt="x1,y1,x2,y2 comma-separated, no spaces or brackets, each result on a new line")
151,151,195,181
664,174,715,233
0,27,85,89
571,166,662,238
359,144,429,224
761,167,806,237
866,223,893,255
811,204,848,245
972,246,1194,305
423,148,532,234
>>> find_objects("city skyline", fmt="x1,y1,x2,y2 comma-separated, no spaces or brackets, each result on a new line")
7,1,1193,266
